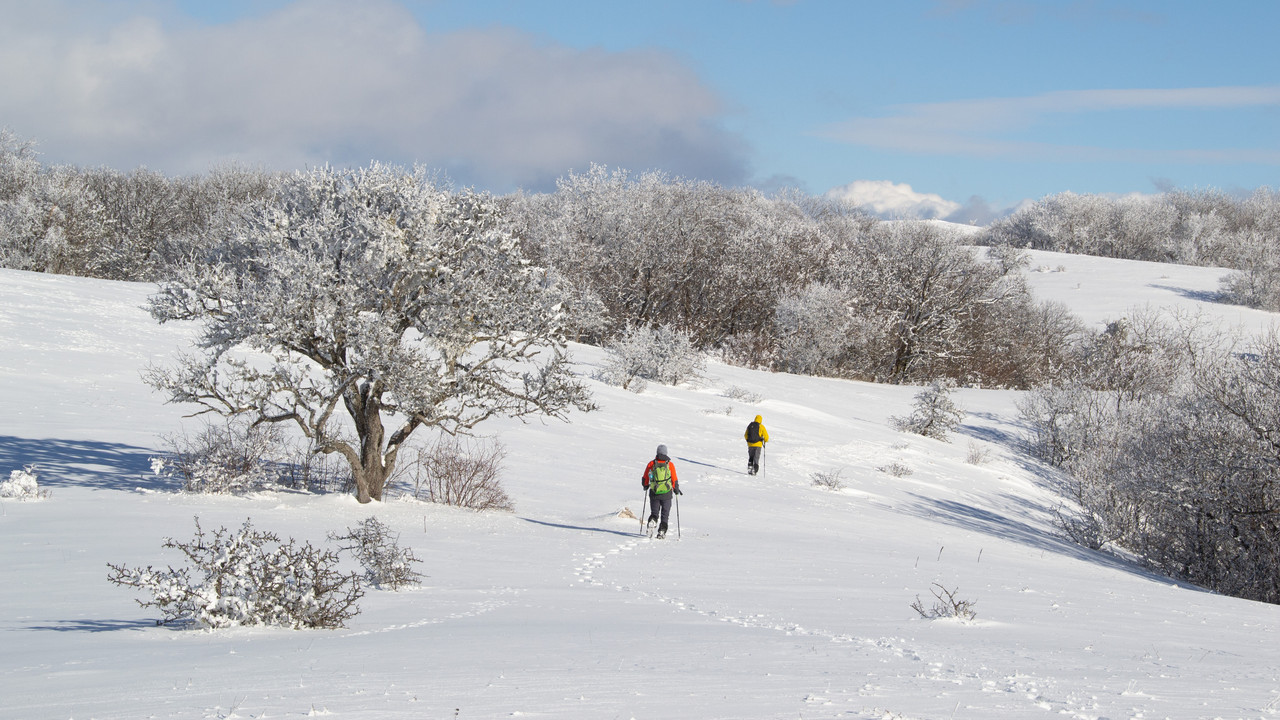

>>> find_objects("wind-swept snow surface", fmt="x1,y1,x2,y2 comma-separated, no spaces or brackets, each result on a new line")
2,263,1279,719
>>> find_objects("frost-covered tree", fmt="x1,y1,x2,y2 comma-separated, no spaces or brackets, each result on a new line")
520,164,828,347
1020,313,1280,603
773,282,856,376
837,221,1026,383
599,323,705,392
0,128,40,203
146,163,594,503
0,161,110,276
892,379,964,441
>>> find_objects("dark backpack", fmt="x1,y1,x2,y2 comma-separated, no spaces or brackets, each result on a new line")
746,421,762,444
648,461,673,495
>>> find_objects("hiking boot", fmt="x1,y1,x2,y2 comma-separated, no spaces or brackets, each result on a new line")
647,516,658,528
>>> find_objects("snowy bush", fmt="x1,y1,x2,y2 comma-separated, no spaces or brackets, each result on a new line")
722,385,763,404
0,465,43,500
401,436,513,512
598,324,705,391
810,467,845,491
891,379,964,441
329,517,422,591
911,583,976,621
151,420,284,494
965,442,992,465
878,462,913,477
107,517,364,629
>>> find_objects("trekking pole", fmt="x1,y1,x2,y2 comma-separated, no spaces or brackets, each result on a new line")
762,444,767,481
675,490,681,539
640,489,648,536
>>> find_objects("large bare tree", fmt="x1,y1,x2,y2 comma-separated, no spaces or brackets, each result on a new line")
146,163,593,503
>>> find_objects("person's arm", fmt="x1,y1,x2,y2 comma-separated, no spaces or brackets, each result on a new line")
671,463,681,493
642,460,653,488
761,426,769,443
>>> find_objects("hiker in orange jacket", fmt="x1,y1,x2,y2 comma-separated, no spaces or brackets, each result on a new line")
745,415,769,475
641,444,681,538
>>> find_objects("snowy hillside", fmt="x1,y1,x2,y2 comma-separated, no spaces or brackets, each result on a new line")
3,260,1280,720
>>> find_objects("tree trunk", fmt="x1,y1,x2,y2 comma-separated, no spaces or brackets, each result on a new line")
348,381,393,503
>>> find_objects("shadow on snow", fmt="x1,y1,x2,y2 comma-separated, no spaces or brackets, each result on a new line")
25,619,160,633
0,435,172,492
901,491,1193,586
520,517,639,539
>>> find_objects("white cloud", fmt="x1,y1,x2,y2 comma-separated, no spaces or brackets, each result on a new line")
0,0,749,190
824,180,962,220
820,86,1280,164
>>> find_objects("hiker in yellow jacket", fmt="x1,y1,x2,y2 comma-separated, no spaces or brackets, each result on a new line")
744,415,769,476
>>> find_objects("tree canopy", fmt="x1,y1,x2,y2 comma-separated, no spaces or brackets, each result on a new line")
146,163,593,503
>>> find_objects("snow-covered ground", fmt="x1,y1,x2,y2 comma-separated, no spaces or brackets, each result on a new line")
2,257,1279,720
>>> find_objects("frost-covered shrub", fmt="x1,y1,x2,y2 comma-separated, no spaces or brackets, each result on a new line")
964,442,992,466
151,420,284,494
107,517,363,629
0,465,42,500
911,583,976,621
329,517,423,591
598,323,705,391
810,467,845,491
401,436,513,511
722,385,763,404
879,462,913,477
892,379,964,441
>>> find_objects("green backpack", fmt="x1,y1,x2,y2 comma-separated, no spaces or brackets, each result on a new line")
649,461,673,495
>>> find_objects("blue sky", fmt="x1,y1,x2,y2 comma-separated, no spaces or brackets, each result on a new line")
1,0,1276,221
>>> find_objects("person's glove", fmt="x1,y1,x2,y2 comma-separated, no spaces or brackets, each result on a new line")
675,487,683,495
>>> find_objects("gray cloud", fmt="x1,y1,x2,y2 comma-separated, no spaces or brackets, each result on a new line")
0,0,750,190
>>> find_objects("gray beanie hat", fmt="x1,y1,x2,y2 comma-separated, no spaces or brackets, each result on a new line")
656,444,668,457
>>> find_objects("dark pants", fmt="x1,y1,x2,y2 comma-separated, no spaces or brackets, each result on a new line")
748,445,762,474
648,492,673,531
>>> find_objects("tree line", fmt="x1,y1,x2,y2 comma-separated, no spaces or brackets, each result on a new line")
978,188,1280,310
2,131,1074,389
